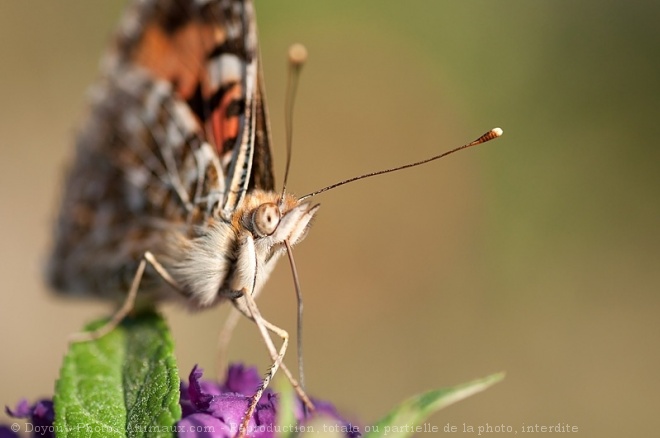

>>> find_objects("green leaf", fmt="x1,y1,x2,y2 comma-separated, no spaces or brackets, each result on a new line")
364,373,505,438
54,311,181,437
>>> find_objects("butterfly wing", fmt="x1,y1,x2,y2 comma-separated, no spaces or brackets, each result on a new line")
47,0,273,299
250,70,276,193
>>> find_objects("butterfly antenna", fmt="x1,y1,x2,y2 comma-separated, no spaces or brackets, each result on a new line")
280,44,308,205
283,240,308,416
300,128,503,200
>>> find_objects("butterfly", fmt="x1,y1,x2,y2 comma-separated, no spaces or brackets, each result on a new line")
47,0,316,433
46,0,502,434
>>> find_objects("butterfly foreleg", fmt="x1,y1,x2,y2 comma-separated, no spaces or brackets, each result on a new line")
67,251,181,343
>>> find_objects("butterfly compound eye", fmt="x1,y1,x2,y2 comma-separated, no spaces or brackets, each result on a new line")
252,203,281,237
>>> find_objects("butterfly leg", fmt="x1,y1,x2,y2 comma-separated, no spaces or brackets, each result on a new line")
232,293,315,410
233,291,314,438
67,251,180,343
247,318,315,414
217,304,314,412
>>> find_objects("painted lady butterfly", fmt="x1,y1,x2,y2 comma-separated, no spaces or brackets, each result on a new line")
46,0,501,433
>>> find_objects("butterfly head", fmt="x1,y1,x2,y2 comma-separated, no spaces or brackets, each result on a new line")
234,190,320,248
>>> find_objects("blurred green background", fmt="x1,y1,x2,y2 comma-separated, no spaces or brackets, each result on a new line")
1,1,659,436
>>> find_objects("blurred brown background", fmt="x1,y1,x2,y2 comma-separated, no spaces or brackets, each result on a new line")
1,1,659,436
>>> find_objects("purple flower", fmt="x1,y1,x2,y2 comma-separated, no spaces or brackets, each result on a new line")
178,364,360,437
5,399,54,438
0,426,20,438
6,364,360,438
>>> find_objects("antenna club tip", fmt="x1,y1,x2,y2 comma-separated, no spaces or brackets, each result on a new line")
492,127,503,137
288,43,308,66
